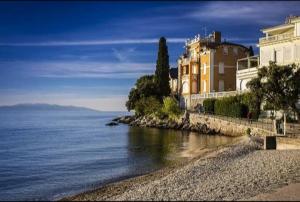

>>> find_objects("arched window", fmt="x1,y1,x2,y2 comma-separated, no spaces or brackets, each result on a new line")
182,82,189,94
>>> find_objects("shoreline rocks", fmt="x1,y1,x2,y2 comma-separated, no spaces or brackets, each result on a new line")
109,115,217,135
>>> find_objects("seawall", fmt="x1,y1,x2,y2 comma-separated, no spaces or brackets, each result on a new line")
189,113,275,137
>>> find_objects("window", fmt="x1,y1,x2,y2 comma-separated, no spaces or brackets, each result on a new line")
296,45,300,60
182,82,189,94
233,47,238,55
203,80,207,92
283,47,292,62
274,49,283,64
261,50,271,65
219,80,224,92
185,66,189,74
203,63,206,75
192,81,198,93
219,62,224,74
192,64,197,74
223,47,228,55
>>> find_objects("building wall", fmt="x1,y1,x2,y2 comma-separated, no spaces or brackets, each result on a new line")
214,45,249,92
260,39,300,66
200,51,210,93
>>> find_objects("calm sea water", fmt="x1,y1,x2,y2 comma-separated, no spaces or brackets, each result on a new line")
0,108,238,200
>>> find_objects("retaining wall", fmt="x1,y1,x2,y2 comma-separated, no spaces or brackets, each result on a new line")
189,113,275,137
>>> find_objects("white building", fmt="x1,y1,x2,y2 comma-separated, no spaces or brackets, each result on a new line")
237,15,300,91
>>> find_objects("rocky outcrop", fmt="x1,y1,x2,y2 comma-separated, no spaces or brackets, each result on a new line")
109,114,217,135
105,122,119,126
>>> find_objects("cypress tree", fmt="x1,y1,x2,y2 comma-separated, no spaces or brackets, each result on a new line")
155,37,170,97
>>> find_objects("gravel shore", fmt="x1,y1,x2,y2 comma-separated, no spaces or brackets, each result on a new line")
64,136,300,201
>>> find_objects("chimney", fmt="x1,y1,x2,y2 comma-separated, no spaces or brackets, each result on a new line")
213,31,221,43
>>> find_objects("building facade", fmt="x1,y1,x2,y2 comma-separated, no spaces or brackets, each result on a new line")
237,15,300,91
178,31,250,109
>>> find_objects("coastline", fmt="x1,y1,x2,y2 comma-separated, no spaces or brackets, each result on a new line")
60,138,234,201
61,135,300,201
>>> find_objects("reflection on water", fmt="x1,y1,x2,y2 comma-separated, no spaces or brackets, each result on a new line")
127,127,239,167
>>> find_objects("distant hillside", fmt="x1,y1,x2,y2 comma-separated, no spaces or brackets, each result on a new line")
0,103,100,112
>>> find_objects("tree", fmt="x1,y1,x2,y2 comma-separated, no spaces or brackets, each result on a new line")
155,37,171,97
126,75,159,111
247,61,300,125
134,96,162,116
248,46,254,56
245,78,264,119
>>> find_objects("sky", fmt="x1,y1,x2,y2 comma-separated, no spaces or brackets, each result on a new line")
0,1,299,111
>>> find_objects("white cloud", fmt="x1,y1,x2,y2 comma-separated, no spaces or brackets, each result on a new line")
0,38,186,47
187,1,300,25
0,60,156,79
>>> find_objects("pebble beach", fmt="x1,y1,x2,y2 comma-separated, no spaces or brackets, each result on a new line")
64,136,300,201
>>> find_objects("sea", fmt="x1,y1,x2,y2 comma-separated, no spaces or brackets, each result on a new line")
0,106,238,200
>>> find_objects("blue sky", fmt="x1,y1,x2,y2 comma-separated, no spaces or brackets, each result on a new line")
0,1,299,111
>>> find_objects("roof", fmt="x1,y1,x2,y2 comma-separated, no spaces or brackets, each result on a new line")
169,68,178,79
261,16,300,33
202,41,249,51
261,23,294,33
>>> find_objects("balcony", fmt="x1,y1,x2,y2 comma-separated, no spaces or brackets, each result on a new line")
237,55,259,71
259,32,294,44
191,91,243,100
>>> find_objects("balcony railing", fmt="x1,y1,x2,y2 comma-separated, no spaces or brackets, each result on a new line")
259,32,294,44
191,90,247,99
237,55,259,71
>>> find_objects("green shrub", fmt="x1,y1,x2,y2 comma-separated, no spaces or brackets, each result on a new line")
134,96,162,116
161,97,181,120
214,96,248,118
203,98,216,114
246,128,251,135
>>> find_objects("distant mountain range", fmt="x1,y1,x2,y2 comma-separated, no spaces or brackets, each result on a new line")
0,103,100,112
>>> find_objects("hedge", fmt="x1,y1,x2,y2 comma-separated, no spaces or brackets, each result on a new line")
214,97,248,118
202,93,262,119
203,98,216,114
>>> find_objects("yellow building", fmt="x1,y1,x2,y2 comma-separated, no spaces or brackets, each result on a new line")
178,31,250,109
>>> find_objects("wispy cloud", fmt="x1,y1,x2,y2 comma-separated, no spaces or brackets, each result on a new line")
187,1,300,25
0,38,186,47
0,60,156,79
112,47,136,62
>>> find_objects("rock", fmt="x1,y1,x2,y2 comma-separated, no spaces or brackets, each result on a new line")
119,115,135,124
182,123,190,130
106,122,119,126
112,117,121,122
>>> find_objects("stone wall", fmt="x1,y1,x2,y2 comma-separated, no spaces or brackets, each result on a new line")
189,113,275,137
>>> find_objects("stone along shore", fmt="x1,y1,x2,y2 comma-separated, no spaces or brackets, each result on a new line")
107,115,218,135
63,136,300,201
